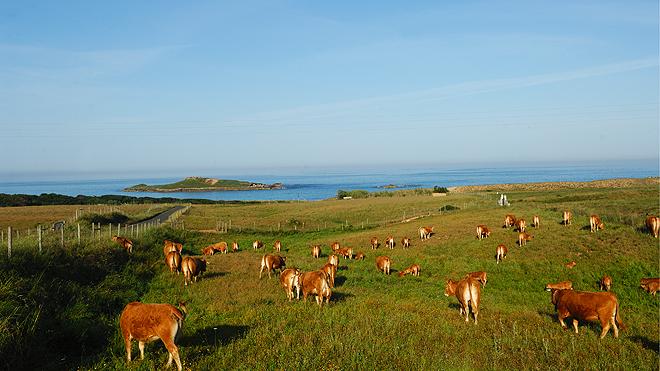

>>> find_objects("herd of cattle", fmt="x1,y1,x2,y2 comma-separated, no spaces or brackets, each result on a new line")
111,212,660,370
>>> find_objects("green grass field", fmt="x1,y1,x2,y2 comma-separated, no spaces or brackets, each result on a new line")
1,181,658,370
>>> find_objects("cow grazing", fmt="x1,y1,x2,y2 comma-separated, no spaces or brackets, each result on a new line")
401,237,411,248
496,244,508,264
645,216,659,238
51,220,66,231
599,275,612,291
311,245,321,258
532,215,540,229
370,237,379,249
375,256,391,275
201,245,215,256
504,214,516,229
355,252,365,261
299,270,332,307
467,271,488,287
590,215,605,233
328,254,339,267
322,263,337,288
518,232,533,246
273,240,282,252
476,225,491,239
563,211,572,226
330,242,341,252
565,261,577,269
444,277,481,324
112,235,134,254
259,254,286,279
212,241,228,254
419,226,434,240
398,264,421,277
515,219,526,233
253,240,264,250
232,241,239,252
120,301,187,371
182,257,207,286
337,247,353,259
165,251,182,274
163,240,183,257
545,281,573,291
640,278,660,296
385,236,395,249
279,268,301,301
549,289,625,338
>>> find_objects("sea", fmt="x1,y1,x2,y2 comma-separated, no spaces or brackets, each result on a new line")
0,160,657,202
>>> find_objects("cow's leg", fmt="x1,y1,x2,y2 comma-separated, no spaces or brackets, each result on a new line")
610,316,619,338
572,319,579,334
558,314,569,330
162,340,182,371
599,318,611,339
138,341,145,359
259,266,264,279
124,336,132,362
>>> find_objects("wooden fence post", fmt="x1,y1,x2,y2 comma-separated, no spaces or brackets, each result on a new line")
97,223,101,241
77,223,81,244
38,225,42,253
60,227,64,248
131,225,134,237
8,227,12,258
91,223,95,239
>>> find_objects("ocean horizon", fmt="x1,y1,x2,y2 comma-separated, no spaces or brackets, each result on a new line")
0,160,657,202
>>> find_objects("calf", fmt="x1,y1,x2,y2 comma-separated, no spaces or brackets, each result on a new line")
330,242,341,252
496,244,508,264
645,216,659,238
590,215,604,232
112,235,134,254
563,211,572,226
565,261,577,269
545,281,573,291
311,245,321,258
398,264,421,277
165,251,182,274
518,232,533,246
504,214,516,229
279,268,301,301
337,247,353,259
532,215,540,229
259,254,286,279
322,263,337,288
550,289,625,338
299,270,332,307
253,240,264,250
120,301,187,371
355,252,365,261
328,254,339,267
201,245,215,256
212,241,228,254
515,219,526,233
385,236,395,249
273,240,282,252
163,240,183,257
232,241,239,252
370,237,379,249
467,271,488,287
599,275,612,291
182,257,207,286
476,225,490,239
401,237,411,248
419,226,434,240
444,277,481,324
640,278,660,295
375,256,391,275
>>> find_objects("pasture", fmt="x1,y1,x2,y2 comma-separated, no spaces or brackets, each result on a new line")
1,180,658,370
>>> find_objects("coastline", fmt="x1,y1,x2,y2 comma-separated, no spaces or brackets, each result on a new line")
448,177,659,193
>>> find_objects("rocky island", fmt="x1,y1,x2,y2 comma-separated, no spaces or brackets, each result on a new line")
123,176,284,193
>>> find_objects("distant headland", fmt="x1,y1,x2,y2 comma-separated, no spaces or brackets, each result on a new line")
123,176,284,193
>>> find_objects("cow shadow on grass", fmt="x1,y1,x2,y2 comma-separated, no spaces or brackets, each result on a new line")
334,276,347,287
580,225,591,231
331,291,354,303
630,336,659,354
201,271,227,280
448,303,462,311
181,324,250,348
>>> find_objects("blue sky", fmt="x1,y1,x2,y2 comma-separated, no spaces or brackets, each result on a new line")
0,1,658,178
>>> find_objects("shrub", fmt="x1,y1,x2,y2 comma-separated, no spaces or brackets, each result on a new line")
433,186,449,193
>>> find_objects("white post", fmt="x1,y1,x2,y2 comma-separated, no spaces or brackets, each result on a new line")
38,225,42,253
8,226,12,258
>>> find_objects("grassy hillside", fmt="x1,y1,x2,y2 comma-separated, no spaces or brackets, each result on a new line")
124,177,282,192
1,181,658,370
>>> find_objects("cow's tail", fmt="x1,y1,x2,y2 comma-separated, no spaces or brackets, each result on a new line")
615,300,627,331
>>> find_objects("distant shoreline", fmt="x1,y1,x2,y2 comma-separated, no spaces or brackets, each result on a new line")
123,176,284,193
449,177,659,193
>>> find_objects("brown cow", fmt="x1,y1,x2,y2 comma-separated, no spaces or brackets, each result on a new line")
311,245,321,258
370,237,379,249
467,271,488,287
419,226,434,240
563,211,572,226
112,236,134,254
120,301,187,371
599,275,612,291
232,241,239,252
163,240,183,256
515,219,526,233
375,256,391,275
645,216,659,238
253,240,264,250
212,241,228,254
496,244,508,264
355,252,365,261
398,264,421,277
385,236,395,249
590,215,605,233
532,215,540,229
299,270,332,307
273,240,282,252
279,268,301,301
330,242,341,251
476,225,490,239
545,281,573,291
550,289,625,338
504,214,516,228
518,232,533,246
565,261,577,269
201,245,215,256
401,237,411,248
322,263,337,288
444,277,481,324
182,257,207,286
165,251,182,274
337,247,353,259
328,254,339,267
259,254,286,279
640,278,660,295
